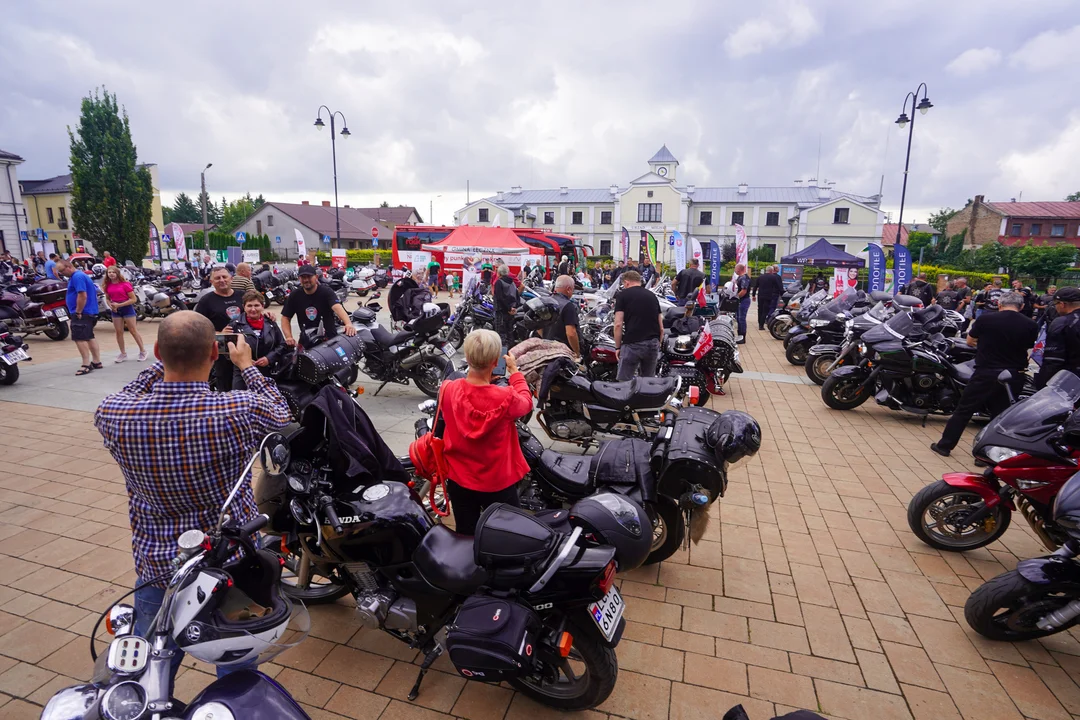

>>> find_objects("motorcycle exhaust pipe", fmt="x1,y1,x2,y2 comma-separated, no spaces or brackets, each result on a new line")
400,344,445,370
1037,598,1080,631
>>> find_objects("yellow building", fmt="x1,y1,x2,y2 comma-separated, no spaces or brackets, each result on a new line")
455,146,885,260
20,164,164,257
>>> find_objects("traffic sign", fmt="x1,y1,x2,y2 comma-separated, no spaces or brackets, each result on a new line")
371,226,379,238
372,236,378,249
322,235,331,244
41,230,48,241
275,235,281,244
235,231,246,245
19,231,28,242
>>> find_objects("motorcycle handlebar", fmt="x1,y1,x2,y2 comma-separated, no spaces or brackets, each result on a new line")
239,513,270,536
319,494,344,534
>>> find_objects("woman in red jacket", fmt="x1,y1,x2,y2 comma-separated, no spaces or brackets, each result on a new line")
440,329,533,534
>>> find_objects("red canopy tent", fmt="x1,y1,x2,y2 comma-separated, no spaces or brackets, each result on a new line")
421,226,544,270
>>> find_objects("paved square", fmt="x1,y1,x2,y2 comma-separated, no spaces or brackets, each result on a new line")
1,300,1078,719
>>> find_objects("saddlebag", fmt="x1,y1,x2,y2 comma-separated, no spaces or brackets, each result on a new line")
27,279,66,305
653,407,728,499
700,316,739,371
474,505,558,588
296,334,365,385
591,438,655,494
446,594,541,681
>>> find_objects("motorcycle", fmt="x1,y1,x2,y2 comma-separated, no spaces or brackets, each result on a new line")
963,468,1080,642
256,418,651,710
41,435,312,720
907,370,1080,552
784,290,874,366
659,310,742,404
351,265,377,296
441,289,496,349
0,278,70,340
0,322,30,385
133,276,190,321
374,266,390,288
767,283,810,341
780,288,829,352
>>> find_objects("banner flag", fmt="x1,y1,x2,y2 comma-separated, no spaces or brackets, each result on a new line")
639,231,649,263
894,243,912,293
294,228,307,257
693,316,714,359
647,232,658,265
708,240,722,291
867,243,886,292
621,227,630,260
168,222,187,260
734,224,749,266
672,230,687,272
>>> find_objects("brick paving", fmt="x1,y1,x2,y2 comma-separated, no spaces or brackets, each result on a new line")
1,302,1080,719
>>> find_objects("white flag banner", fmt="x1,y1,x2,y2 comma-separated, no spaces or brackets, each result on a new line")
294,228,307,257
673,230,687,273
168,223,187,260
734,224,749,267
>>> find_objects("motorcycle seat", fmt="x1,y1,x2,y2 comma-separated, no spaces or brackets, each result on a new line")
591,376,677,410
534,450,594,497
870,291,892,302
951,359,976,383
413,525,487,595
893,294,923,308
371,325,414,347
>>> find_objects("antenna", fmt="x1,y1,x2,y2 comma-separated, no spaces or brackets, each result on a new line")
816,134,822,182
879,127,891,200
467,180,470,205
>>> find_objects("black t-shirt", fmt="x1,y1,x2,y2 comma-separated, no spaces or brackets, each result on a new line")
735,274,751,298
968,310,1038,370
955,286,972,308
1017,287,1034,317
675,268,704,299
935,289,959,310
195,290,244,331
547,295,580,348
283,283,341,338
614,286,661,345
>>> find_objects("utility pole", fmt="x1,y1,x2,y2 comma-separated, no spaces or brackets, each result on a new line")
201,163,212,255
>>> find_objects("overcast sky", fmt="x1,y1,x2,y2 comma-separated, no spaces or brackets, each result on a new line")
2,0,1077,226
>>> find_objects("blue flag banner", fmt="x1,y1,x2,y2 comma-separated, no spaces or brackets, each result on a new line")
867,243,886,293
708,240,721,291
894,243,912,293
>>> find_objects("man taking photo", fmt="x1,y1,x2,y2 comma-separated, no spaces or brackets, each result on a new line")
281,264,356,347
614,270,663,380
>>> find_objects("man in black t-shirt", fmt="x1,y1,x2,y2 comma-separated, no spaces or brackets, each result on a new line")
1012,279,1035,318
544,275,581,357
932,291,1037,456
1035,287,1080,388
613,271,663,381
934,281,959,311
195,266,246,391
281,265,355,346
674,259,705,302
954,278,972,316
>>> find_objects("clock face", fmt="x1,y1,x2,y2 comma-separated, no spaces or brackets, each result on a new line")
657,167,668,177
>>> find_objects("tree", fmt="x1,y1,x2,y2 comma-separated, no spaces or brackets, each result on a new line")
197,191,222,224
722,242,736,263
973,242,1018,276
219,193,259,233
68,88,153,263
169,192,200,223
907,231,936,261
254,194,266,209
1067,191,1080,202
379,200,390,208
1014,243,1078,283
928,207,960,236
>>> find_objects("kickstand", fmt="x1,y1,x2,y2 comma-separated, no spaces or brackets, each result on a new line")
921,415,928,427
374,380,389,397
408,644,444,701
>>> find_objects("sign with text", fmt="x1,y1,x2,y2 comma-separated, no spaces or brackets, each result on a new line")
331,248,347,270
243,249,261,264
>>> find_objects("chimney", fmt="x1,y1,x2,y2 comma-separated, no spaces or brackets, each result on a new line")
301,200,310,206
322,200,331,207
609,184,618,195
686,185,695,194
510,185,522,194
737,183,748,195
818,184,830,200
344,204,350,208
496,191,504,201
560,186,568,195
807,178,818,189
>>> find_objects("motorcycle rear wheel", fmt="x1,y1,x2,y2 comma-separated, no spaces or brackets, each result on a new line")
510,619,617,710
769,318,791,341
964,570,1080,641
260,535,351,604
44,322,69,341
785,340,809,366
644,498,685,565
413,357,449,398
804,352,838,386
0,362,19,385
906,480,1011,551
821,374,870,410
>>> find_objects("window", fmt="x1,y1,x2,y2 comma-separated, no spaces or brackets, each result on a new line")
1052,224,1066,237
699,211,713,226
600,211,612,225
647,191,654,198
59,207,66,221
268,215,274,227
637,203,662,222
766,211,780,226
833,208,850,224
571,211,583,225
46,208,54,224
731,211,744,225
256,220,262,235
478,208,489,222
65,239,72,254
544,211,554,225
1030,223,1042,236
1010,223,1022,236
600,239,612,255
832,243,845,252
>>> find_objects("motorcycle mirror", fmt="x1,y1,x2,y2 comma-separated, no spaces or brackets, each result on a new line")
261,432,291,477
217,433,286,530
997,369,1013,385
107,604,135,637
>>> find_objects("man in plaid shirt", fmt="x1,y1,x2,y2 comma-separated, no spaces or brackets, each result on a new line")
95,311,292,678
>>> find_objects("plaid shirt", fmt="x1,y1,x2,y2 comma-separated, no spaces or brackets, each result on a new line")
95,362,292,587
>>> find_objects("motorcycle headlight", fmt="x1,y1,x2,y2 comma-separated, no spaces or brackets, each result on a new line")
983,446,1022,464
858,343,867,355
810,319,830,328
845,319,855,329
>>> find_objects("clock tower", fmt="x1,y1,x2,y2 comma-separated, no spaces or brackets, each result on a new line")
647,144,679,181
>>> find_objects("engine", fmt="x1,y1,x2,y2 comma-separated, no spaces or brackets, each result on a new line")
346,561,418,631
542,406,594,440
901,374,958,411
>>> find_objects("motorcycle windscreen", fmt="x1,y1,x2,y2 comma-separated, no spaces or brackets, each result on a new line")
979,371,1080,446
867,301,890,322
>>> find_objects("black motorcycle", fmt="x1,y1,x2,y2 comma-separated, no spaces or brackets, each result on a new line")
440,289,496,349
256,415,652,710
780,288,830,352
784,290,874,366
0,322,29,385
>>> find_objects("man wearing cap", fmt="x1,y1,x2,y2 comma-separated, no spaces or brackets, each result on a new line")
281,265,356,347
1035,287,1080,389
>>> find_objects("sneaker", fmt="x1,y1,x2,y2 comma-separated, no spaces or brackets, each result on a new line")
138,350,148,361
115,352,127,363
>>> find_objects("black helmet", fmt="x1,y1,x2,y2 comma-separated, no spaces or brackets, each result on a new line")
569,493,652,571
1054,471,1080,531
705,410,762,466
521,296,562,331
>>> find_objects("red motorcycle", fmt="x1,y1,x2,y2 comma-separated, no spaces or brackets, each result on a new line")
907,371,1080,552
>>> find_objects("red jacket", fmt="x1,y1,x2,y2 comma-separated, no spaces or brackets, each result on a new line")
440,373,532,492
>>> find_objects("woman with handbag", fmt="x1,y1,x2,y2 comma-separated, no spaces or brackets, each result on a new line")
437,329,533,534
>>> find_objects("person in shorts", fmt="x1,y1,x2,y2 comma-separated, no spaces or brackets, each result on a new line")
103,264,147,362
57,259,102,375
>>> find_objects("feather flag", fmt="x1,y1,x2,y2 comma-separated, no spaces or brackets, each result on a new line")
621,227,630,260
639,231,649,263
693,317,713,359
647,232,658,265
672,230,687,272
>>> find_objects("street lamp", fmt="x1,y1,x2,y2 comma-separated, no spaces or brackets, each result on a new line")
201,163,212,254
314,106,351,250
430,194,442,226
893,84,933,247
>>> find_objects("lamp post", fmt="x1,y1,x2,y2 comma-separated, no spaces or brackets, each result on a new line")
893,84,933,247
201,163,212,255
430,194,442,226
314,107,351,250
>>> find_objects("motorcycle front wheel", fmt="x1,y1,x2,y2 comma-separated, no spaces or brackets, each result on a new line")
804,352,838,385
821,374,870,410
964,570,1080,641
260,535,351,604
906,480,1011,551
413,357,450,398
510,619,617,710
785,340,810,366
769,317,791,341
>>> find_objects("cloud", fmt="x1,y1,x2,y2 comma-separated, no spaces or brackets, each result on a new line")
724,1,821,58
1009,24,1080,71
945,47,1002,76
998,113,1080,198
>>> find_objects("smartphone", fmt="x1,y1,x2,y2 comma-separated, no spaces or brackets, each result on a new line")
215,333,238,353
493,345,508,376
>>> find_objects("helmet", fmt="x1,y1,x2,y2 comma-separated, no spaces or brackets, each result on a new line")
91,263,106,278
674,335,694,353
569,493,652,572
704,410,761,466
520,296,562,331
421,302,441,318
171,549,308,667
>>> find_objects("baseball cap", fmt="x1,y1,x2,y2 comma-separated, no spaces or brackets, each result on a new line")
297,265,317,276
1054,287,1080,303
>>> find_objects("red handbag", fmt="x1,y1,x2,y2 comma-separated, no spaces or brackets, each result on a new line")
408,383,451,517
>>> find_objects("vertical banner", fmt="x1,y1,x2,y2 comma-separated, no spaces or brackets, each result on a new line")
734,224,749,267
708,240,721,292
867,243,886,292
647,232,658,265
294,228,307,258
672,230,687,272
620,227,630,260
832,268,846,298
168,222,187,260
894,243,912,293
691,237,703,266
330,248,347,270
639,231,649,263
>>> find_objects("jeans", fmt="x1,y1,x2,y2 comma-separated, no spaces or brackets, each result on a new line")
495,312,514,349
134,583,256,682
617,338,660,381
446,479,521,535
737,297,752,337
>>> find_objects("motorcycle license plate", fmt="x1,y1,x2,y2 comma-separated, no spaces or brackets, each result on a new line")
2,348,28,364
265,290,274,299
54,307,68,318
588,586,624,642
442,343,455,358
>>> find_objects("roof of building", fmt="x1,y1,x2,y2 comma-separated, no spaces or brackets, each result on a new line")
492,189,621,206
354,206,424,224
265,202,390,240
681,186,879,206
881,224,909,246
169,223,217,236
648,145,679,165
907,223,939,235
985,201,1080,219
20,173,73,195
0,149,24,162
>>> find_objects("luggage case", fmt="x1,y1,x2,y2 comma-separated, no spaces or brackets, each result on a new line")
446,594,541,681
296,334,365,385
652,407,727,500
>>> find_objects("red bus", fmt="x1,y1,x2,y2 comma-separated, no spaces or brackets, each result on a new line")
513,230,591,278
